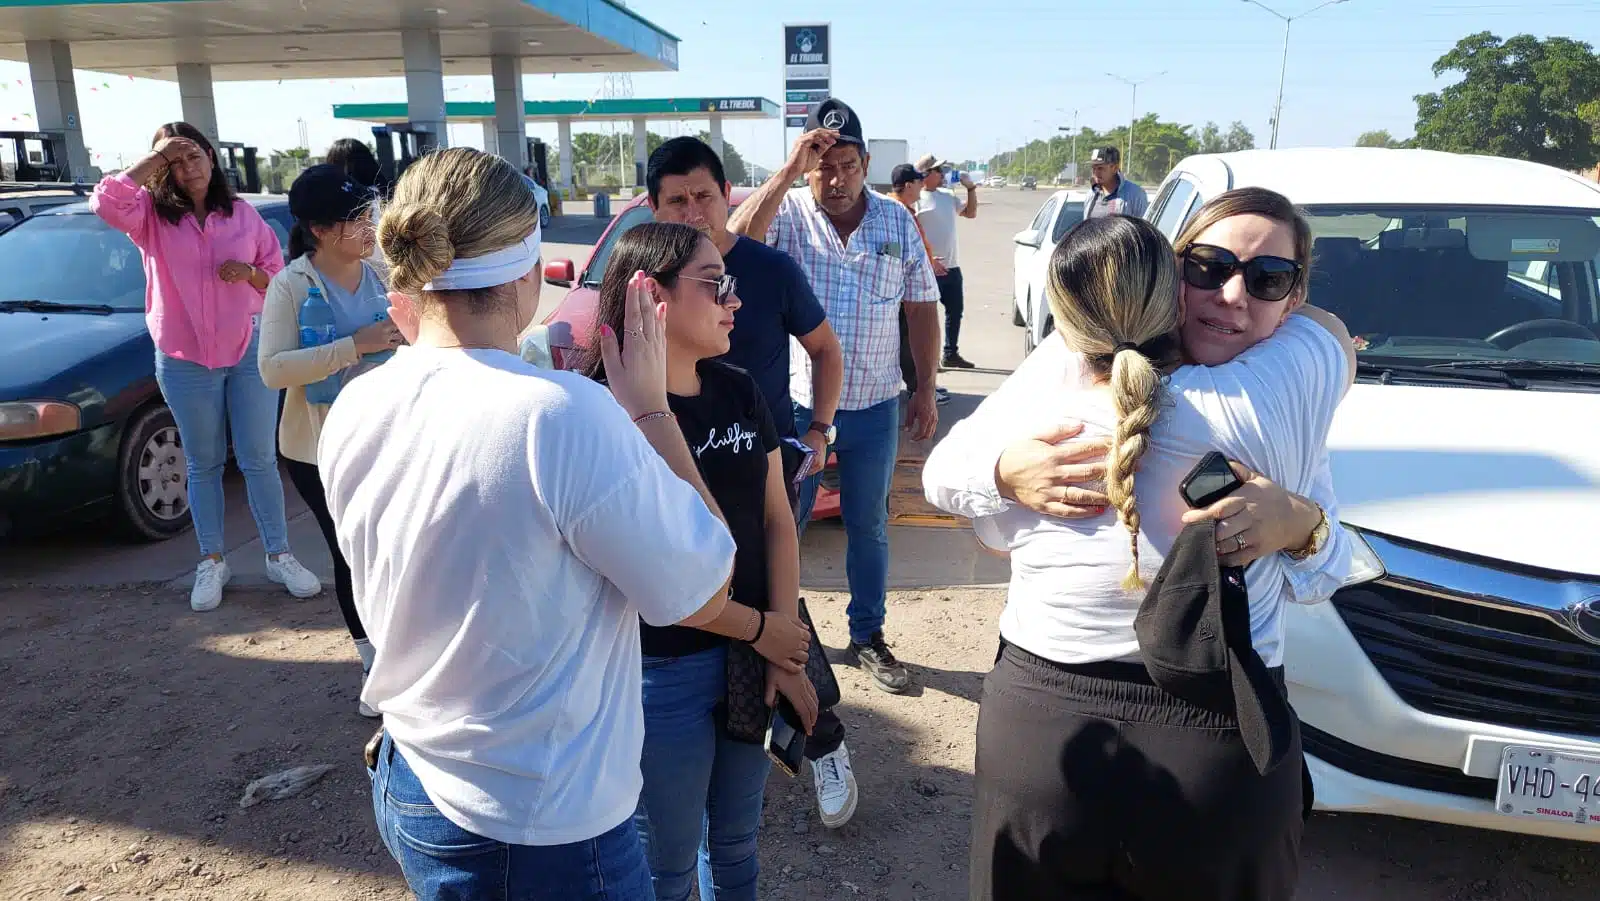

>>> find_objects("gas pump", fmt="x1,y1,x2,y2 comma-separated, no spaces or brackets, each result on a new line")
213,141,261,193
0,131,71,183
371,124,440,184
526,137,550,186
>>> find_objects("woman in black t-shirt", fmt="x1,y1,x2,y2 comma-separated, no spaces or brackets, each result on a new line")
581,222,820,901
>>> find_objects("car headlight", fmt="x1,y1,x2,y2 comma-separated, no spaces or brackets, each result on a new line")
1340,525,1386,589
0,401,81,441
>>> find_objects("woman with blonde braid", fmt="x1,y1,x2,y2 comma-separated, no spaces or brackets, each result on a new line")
924,208,1355,901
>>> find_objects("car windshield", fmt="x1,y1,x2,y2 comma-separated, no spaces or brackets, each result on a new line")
1303,206,1600,366
580,204,657,286
0,212,146,309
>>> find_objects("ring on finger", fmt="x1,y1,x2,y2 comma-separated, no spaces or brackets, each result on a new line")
625,328,643,338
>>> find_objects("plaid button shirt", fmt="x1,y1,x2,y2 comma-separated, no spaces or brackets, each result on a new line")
768,188,939,412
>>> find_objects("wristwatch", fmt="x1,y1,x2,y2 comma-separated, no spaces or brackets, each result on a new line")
1285,502,1331,561
807,421,837,445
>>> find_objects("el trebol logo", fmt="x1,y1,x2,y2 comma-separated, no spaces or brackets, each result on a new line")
790,28,824,65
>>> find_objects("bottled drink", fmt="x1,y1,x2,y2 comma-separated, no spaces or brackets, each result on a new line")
298,286,341,405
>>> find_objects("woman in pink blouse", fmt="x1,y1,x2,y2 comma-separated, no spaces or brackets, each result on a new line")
92,121,321,613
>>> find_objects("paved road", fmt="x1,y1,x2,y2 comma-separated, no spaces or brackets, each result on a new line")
4,183,1595,896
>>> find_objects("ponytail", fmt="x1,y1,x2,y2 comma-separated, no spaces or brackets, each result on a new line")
1105,347,1165,589
288,220,318,261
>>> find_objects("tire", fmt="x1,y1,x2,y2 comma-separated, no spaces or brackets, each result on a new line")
114,404,193,541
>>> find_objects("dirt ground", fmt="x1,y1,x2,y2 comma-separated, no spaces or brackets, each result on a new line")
1,583,1596,901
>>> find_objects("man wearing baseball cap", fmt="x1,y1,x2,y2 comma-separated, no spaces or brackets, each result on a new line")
912,152,979,369
888,163,950,407
730,98,940,704
1084,145,1149,219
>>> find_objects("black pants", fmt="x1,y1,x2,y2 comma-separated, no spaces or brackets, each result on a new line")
938,267,965,357
899,304,918,390
970,642,1306,901
283,457,366,643
781,432,848,761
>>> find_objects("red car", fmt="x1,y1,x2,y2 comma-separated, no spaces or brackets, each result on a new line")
536,189,842,521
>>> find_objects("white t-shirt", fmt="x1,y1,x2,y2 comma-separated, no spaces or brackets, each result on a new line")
922,315,1352,668
914,188,965,268
318,346,735,846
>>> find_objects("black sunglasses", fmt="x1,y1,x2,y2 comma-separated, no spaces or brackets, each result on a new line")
1181,243,1303,302
678,273,738,306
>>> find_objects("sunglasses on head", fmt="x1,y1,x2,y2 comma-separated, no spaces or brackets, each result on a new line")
1181,243,1303,303
678,273,739,306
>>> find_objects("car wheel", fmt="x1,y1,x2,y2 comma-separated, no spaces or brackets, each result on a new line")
115,404,193,541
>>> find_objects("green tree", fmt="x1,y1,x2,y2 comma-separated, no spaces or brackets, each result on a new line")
566,130,749,187
1223,121,1256,151
1198,122,1225,154
1414,31,1600,170
1355,129,1402,148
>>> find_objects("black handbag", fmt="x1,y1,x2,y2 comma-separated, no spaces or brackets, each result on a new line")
723,597,842,744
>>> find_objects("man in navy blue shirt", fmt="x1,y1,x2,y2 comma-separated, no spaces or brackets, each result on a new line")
646,138,860,828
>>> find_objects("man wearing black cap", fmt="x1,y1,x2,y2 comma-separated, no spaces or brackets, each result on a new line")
1084,145,1149,219
730,99,940,693
888,163,950,406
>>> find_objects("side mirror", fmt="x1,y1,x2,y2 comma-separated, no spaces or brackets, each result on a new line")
543,258,576,288
1012,229,1040,249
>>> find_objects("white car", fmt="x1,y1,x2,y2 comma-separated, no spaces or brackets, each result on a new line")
1147,147,1600,843
987,175,1007,188
1011,189,1088,352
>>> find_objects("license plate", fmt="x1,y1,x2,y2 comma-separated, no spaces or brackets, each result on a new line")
1496,745,1600,825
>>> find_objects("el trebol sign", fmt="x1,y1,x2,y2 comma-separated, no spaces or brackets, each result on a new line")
783,23,831,128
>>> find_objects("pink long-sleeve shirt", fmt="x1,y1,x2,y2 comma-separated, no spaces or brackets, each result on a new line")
90,172,284,369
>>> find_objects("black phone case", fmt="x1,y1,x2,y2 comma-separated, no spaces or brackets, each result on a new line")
1179,451,1244,509
766,700,807,776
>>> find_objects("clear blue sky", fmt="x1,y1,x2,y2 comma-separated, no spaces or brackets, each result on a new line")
0,0,1595,171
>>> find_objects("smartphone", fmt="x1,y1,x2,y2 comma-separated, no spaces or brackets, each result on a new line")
781,436,817,487
765,698,808,777
1179,451,1244,509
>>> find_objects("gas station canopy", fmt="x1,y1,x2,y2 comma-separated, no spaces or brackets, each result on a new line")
0,0,679,81
333,97,780,125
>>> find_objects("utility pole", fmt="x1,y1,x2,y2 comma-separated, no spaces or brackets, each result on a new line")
1107,71,1165,176
1241,0,1352,149
1058,108,1078,184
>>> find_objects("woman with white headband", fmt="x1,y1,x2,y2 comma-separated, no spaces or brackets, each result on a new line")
317,147,740,901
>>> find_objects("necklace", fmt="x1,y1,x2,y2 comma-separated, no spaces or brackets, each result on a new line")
430,342,506,351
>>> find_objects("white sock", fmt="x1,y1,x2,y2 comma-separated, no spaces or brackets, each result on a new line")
354,638,375,673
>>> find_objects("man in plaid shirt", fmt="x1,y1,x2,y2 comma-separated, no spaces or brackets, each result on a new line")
731,98,941,701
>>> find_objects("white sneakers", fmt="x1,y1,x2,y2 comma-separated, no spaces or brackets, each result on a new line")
190,558,232,612
811,742,859,829
189,553,322,612
265,553,323,598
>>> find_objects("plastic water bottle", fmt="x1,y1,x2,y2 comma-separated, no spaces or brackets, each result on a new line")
298,286,341,404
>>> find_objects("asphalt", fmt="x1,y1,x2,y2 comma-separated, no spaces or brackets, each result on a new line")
0,186,1048,594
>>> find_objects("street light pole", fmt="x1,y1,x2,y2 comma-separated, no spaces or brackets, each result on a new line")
1058,107,1079,184
1241,0,1351,149
1107,72,1165,175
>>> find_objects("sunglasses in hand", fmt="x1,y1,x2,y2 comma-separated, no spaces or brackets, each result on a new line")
1181,243,1303,303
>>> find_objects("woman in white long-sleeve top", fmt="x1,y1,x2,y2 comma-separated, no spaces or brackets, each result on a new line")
923,191,1357,901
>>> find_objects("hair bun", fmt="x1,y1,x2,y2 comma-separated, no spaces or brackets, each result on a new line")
379,202,454,294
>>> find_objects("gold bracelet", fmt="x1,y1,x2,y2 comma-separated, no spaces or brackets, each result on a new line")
632,410,674,426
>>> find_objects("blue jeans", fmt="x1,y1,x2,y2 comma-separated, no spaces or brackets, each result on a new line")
794,398,899,644
152,326,288,558
634,645,771,901
371,733,655,901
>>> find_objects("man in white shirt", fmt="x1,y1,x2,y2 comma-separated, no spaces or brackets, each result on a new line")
913,152,980,369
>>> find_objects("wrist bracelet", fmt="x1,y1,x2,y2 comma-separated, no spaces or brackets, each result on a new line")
632,410,674,426
749,610,766,644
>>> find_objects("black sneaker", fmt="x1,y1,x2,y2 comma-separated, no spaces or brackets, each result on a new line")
942,352,976,370
849,631,911,694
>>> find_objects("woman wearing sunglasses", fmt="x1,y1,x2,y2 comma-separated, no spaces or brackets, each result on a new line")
579,222,819,901
924,188,1357,901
